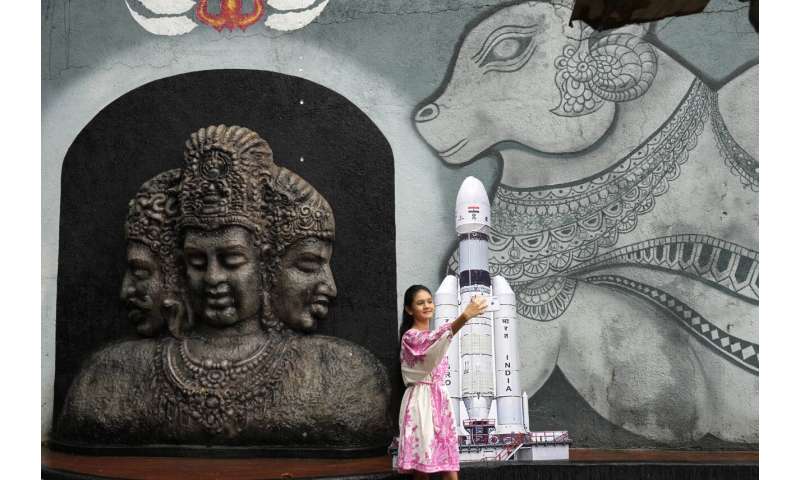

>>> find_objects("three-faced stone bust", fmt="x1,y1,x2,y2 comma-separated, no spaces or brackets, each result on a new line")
54,125,392,451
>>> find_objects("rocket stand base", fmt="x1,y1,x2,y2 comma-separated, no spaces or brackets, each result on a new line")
388,431,571,467
457,431,571,463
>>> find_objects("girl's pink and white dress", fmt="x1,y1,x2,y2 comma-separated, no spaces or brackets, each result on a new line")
396,322,459,473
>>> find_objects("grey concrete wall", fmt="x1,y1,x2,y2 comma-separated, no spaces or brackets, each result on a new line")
42,0,757,448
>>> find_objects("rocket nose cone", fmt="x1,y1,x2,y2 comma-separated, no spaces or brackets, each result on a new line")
455,176,492,234
436,275,459,295
456,176,490,206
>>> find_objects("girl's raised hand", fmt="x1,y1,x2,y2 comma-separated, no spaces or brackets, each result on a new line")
463,295,489,320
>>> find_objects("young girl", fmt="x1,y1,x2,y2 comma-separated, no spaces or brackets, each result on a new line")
396,285,488,479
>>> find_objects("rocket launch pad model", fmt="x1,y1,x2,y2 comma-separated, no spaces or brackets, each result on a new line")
431,177,570,462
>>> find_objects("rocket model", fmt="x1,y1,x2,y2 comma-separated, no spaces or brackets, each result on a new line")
389,176,570,466
433,176,529,436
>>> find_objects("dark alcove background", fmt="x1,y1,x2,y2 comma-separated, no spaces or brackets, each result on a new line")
54,69,400,428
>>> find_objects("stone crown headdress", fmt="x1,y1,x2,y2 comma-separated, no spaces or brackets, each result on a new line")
178,125,335,247
125,168,182,289
267,166,335,252
179,125,276,239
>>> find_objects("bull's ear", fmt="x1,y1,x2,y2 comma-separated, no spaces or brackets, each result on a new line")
550,22,605,118
551,20,656,117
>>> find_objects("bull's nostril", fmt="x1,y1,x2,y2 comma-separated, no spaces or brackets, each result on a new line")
415,103,440,123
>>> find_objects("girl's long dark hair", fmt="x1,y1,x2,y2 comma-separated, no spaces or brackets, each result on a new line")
399,284,432,341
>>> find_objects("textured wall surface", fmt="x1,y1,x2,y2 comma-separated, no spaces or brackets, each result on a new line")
42,0,757,449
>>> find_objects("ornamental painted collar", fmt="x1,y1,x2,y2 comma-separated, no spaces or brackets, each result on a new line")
486,79,713,283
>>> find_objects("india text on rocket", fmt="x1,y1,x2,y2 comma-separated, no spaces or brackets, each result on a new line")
431,176,571,462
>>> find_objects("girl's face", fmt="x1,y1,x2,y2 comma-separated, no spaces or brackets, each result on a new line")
407,290,435,323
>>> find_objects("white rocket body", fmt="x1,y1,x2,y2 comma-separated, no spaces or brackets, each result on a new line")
434,176,529,437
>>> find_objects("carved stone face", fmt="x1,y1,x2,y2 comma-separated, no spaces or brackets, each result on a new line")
272,237,337,332
120,241,166,337
182,226,263,328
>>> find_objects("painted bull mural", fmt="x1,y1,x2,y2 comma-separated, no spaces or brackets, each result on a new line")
415,0,758,444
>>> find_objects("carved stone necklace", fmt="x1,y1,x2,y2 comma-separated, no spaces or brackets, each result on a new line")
176,337,269,389
155,331,294,437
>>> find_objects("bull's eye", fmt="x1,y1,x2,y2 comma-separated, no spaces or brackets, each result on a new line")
482,36,532,66
473,24,540,75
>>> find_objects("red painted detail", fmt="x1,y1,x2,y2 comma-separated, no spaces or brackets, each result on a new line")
196,0,265,32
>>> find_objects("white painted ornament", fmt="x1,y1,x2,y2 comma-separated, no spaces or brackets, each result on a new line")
124,0,330,36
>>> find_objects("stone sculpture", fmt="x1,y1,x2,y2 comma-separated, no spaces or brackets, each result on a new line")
54,125,392,451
